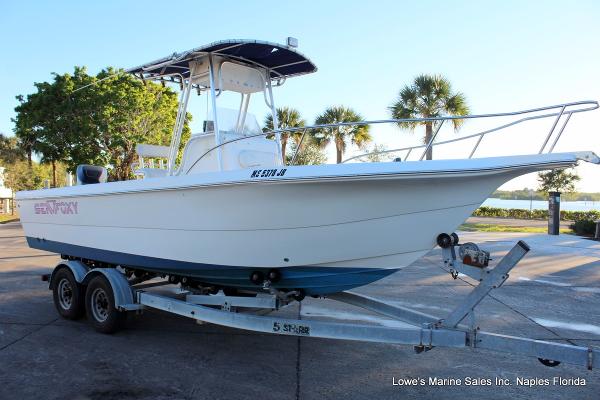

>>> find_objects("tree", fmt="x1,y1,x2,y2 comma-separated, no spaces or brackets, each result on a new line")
2,158,67,194
12,96,40,167
285,138,327,166
365,143,390,163
389,74,469,160
3,160,44,192
91,68,191,180
537,168,580,194
13,67,90,185
264,107,306,158
312,106,371,163
12,67,189,182
0,133,24,164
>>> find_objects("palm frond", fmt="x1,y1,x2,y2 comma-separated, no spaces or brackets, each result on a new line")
444,92,470,131
389,74,470,138
312,106,372,158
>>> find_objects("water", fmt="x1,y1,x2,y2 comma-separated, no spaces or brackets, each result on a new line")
482,198,600,211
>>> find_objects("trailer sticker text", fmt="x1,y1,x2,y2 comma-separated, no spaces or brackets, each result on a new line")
34,200,79,215
272,321,310,336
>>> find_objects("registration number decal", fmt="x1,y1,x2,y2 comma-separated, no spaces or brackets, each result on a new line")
250,168,287,178
272,321,310,336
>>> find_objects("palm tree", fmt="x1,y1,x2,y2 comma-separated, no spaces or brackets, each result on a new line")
313,106,371,163
264,107,306,158
389,74,469,160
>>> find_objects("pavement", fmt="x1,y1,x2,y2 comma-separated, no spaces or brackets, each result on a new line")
1,221,599,400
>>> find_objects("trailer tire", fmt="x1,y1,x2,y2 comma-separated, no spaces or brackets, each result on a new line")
85,275,125,334
52,267,85,320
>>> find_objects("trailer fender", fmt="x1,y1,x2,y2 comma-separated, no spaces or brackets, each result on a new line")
50,260,89,289
82,268,135,311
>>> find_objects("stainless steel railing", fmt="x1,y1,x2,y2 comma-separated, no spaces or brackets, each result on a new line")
183,100,598,171
339,100,598,163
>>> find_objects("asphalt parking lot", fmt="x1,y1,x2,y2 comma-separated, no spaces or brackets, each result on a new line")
1,221,599,400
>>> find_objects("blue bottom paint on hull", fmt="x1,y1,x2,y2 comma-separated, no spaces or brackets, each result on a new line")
27,237,399,295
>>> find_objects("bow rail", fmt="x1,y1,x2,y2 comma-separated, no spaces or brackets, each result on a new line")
184,100,598,171
341,100,598,163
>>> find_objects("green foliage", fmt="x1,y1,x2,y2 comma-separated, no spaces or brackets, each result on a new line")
491,188,600,201
364,144,392,162
12,67,189,181
2,160,68,193
473,206,546,219
38,162,68,188
569,220,597,236
389,74,469,160
491,188,545,200
313,106,371,163
537,168,580,194
473,206,600,222
560,192,600,201
286,139,327,166
12,96,39,166
264,107,306,158
3,160,43,192
0,133,24,164
0,132,61,193
562,210,600,222
0,214,19,223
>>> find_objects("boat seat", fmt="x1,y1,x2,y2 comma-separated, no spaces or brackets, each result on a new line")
176,134,206,175
135,144,170,179
76,165,107,185
136,144,170,158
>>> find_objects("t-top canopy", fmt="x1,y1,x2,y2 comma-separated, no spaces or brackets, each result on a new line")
127,39,317,86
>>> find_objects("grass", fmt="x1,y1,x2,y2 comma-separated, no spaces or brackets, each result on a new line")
0,214,19,224
459,222,572,234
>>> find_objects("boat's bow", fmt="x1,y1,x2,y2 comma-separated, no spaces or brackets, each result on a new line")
573,151,600,164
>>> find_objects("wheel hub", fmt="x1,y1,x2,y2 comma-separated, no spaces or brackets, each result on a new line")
91,288,109,322
57,278,73,310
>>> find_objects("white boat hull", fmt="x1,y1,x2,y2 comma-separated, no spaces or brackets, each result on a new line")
17,152,595,294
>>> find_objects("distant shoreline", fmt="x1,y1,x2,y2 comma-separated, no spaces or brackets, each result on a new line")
484,198,599,212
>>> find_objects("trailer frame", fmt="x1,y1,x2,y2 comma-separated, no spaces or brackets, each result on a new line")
46,238,599,371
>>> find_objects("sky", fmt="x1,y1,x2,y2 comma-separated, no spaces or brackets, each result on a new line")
1,0,599,191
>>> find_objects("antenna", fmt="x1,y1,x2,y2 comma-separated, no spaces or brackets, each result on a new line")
286,37,298,48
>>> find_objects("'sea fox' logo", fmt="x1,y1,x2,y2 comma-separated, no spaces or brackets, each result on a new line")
34,200,78,215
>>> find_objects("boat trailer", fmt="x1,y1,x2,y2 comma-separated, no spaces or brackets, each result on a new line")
45,235,599,371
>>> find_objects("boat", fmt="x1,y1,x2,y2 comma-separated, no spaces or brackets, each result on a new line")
16,39,600,297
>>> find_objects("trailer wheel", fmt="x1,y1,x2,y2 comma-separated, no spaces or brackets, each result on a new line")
52,267,85,320
85,275,125,334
